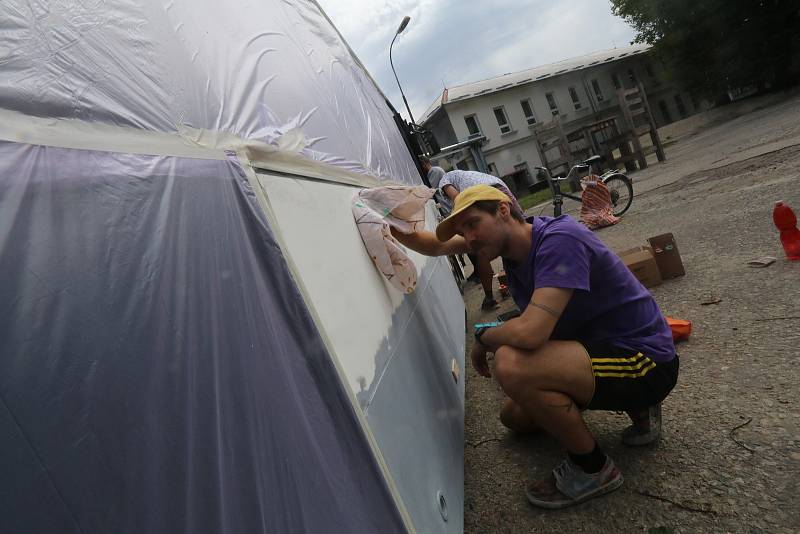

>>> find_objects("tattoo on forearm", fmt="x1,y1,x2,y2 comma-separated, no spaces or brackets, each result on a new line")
546,401,574,412
528,301,560,318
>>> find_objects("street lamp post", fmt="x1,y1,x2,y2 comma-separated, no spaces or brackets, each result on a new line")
389,15,415,125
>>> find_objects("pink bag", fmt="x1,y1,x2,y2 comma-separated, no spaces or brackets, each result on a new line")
579,177,620,230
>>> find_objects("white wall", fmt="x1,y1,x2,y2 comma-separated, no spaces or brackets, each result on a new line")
445,60,649,148
485,143,542,180
436,53,709,178
440,57,667,178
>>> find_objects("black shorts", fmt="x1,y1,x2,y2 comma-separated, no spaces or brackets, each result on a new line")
579,340,679,411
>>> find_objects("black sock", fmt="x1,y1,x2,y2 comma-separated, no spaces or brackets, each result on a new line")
568,443,606,474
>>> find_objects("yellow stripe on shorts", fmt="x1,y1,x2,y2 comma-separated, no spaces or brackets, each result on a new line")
593,361,656,378
590,353,656,378
590,353,645,364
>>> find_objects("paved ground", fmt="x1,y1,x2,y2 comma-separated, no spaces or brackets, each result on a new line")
462,89,800,534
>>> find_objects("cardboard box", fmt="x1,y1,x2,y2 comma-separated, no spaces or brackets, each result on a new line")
647,233,685,279
618,246,662,288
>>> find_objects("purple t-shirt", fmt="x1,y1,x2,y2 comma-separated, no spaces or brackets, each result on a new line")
503,216,676,362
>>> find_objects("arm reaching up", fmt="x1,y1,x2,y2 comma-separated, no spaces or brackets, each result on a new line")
390,227,470,257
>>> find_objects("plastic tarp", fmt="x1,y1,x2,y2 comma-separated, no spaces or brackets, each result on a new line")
0,140,406,534
0,0,419,183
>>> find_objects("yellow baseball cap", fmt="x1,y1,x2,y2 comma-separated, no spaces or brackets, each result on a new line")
436,184,511,241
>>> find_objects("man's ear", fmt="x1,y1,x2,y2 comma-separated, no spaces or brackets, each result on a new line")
498,201,511,219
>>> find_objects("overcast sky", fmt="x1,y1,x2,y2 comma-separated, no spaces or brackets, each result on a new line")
317,0,638,121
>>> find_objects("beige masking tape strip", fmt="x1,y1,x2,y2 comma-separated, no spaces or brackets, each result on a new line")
0,108,225,160
236,152,417,533
0,108,392,188
179,125,385,188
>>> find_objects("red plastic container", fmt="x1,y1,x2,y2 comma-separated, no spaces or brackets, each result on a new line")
665,316,692,342
773,201,800,260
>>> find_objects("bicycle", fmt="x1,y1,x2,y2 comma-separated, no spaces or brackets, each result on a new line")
534,155,633,217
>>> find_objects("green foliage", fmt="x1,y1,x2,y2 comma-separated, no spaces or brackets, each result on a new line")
518,188,553,211
611,0,800,98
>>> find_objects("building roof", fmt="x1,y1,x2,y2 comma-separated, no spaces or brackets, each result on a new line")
420,43,650,123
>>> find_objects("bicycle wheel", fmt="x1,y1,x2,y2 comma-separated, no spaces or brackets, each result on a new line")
602,173,633,217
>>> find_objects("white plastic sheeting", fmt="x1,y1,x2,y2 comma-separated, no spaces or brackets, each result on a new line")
0,1,465,532
0,140,409,534
0,0,419,183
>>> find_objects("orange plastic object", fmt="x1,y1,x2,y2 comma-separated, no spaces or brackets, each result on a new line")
665,316,692,342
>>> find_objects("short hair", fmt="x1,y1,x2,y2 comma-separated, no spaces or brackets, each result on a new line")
419,157,431,167
472,199,525,222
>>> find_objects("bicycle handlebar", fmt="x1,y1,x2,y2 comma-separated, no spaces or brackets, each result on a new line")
535,162,587,183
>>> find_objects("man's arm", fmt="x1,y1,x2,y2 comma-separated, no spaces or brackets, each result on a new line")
442,184,459,201
479,287,573,351
390,226,470,257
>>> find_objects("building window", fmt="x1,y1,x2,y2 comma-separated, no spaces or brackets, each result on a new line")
658,100,672,124
520,99,537,126
674,94,687,118
628,68,637,85
545,92,559,115
568,86,582,110
487,162,499,176
611,73,621,90
591,79,604,102
493,106,512,134
644,62,655,78
464,115,482,138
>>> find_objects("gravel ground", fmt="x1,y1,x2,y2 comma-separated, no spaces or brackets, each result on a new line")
462,89,800,534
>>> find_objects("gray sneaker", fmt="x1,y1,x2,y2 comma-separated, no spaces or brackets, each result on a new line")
623,403,662,446
525,456,623,509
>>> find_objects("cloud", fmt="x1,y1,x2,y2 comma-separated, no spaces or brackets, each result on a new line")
317,0,637,121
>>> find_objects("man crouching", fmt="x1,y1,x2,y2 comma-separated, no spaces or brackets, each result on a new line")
392,184,679,508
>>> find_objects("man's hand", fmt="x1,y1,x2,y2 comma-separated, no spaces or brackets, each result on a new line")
470,342,491,377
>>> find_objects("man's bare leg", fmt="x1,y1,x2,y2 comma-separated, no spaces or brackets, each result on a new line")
492,340,623,508
499,398,540,434
493,340,595,453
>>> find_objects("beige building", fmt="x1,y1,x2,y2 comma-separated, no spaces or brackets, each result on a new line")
421,44,704,187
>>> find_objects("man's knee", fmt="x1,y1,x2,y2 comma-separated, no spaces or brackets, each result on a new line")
493,345,515,383
494,345,536,395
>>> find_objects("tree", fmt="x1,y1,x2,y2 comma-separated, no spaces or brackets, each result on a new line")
611,0,800,99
